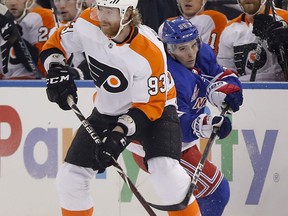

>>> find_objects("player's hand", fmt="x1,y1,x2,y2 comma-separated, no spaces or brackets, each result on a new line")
0,14,21,42
265,20,288,53
207,81,243,112
96,130,127,169
192,114,232,139
252,14,274,39
46,64,78,110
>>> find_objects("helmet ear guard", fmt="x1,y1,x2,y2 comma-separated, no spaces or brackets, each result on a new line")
3,0,35,21
162,16,202,49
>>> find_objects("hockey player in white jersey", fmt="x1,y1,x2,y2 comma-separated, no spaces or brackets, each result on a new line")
40,0,201,215
217,0,288,81
54,0,93,23
0,0,55,79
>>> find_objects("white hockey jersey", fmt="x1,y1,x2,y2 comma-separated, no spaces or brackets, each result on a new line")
0,7,55,79
217,9,288,82
0,36,36,79
42,9,173,120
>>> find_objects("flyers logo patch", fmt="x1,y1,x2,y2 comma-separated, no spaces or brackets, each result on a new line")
88,55,128,93
234,43,267,76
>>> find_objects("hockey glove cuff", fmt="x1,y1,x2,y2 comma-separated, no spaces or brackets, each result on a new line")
207,81,243,112
117,108,151,137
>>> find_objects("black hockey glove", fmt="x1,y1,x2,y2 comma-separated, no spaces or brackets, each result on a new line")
96,130,128,169
46,64,78,110
265,20,288,54
0,14,22,43
252,14,274,39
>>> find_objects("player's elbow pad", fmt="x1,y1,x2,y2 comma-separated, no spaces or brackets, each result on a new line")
117,108,151,137
40,48,66,72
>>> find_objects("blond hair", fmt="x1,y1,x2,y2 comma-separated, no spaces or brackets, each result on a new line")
130,8,142,26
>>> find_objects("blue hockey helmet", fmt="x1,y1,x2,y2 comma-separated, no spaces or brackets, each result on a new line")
162,16,201,47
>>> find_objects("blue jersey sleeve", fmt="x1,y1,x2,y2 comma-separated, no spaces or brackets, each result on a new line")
196,43,242,90
168,55,208,142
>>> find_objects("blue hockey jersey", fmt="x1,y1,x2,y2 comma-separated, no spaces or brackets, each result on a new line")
168,42,242,142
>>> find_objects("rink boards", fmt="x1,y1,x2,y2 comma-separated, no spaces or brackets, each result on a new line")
0,81,287,216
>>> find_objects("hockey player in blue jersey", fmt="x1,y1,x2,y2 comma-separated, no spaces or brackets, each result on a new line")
162,16,243,216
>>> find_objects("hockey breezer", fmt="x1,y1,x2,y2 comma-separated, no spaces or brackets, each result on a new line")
66,95,157,216
0,4,37,75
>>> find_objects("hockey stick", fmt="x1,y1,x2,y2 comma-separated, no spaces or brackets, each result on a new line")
66,95,157,216
149,106,229,211
269,0,288,80
49,0,60,29
0,3,38,75
282,0,288,10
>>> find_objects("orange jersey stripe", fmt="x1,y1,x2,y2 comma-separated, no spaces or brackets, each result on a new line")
130,34,166,121
199,10,228,54
42,25,68,58
29,8,55,76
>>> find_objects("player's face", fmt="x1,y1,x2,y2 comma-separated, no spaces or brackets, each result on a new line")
178,0,206,18
171,39,199,69
54,0,78,22
3,0,26,19
239,0,262,15
84,0,93,7
96,6,121,38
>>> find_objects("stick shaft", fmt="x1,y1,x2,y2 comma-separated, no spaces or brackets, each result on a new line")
191,107,229,188
49,0,60,29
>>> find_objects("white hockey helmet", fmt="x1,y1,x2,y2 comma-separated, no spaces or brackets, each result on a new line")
96,0,138,17
93,0,138,39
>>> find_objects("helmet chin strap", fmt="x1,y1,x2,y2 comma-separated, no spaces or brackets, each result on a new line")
110,17,132,40
238,0,266,16
246,5,265,16
17,0,34,22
